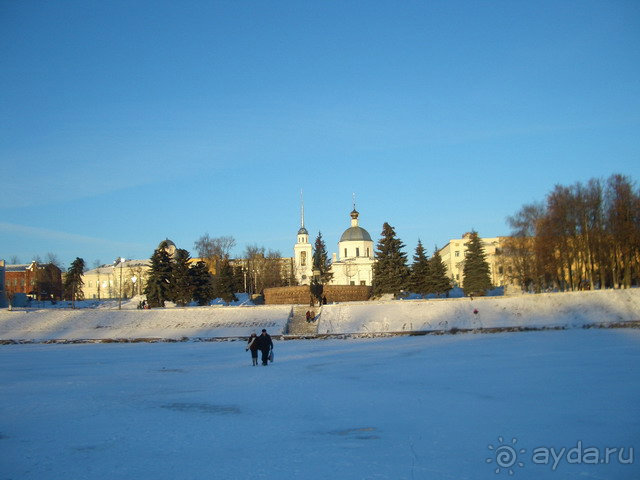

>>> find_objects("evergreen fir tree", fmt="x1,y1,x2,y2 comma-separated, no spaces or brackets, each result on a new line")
429,247,452,295
309,232,331,304
372,222,409,296
312,231,333,284
215,259,237,303
462,231,493,296
144,245,172,308
171,248,194,306
409,240,431,295
63,257,85,306
190,261,216,306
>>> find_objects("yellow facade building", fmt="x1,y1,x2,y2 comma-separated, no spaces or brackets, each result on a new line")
438,233,509,288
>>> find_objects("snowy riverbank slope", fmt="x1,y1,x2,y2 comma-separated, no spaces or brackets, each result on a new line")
0,305,292,341
0,289,638,342
319,288,640,334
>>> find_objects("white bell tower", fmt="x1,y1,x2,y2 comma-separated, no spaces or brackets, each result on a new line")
293,190,313,285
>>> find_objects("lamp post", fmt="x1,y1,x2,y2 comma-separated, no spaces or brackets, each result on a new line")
311,267,323,307
243,268,247,295
114,257,125,310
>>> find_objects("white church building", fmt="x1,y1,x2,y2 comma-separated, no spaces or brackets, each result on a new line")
294,203,375,286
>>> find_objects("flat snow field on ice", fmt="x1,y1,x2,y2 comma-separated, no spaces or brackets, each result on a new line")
1,329,639,480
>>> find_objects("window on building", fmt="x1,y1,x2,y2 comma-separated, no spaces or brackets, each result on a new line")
498,267,504,274
366,248,370,257
300,251,307,266
360,281,366,285
350,281,355,286
456,274,460,280
455,251,460,257
356,248,360,257
344,248,348,258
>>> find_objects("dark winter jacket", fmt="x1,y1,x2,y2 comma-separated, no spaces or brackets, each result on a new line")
255,333,273,352
247,336,259,352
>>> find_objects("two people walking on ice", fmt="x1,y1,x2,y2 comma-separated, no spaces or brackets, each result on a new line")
246,329,273,366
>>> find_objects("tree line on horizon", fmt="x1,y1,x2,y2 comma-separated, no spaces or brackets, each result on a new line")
501,174,640,292
11,173,638,305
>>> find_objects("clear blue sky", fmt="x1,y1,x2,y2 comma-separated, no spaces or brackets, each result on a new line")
2,0,639,269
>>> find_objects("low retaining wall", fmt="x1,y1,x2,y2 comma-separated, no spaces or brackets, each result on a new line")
324,285,372,303
264,285,372,304
264,286,311,305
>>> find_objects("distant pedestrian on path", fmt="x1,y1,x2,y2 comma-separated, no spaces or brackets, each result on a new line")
255,329,273,366
246,333,259,366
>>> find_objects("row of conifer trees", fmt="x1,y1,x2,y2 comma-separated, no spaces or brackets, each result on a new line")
371,224,492,297
144,240,239,308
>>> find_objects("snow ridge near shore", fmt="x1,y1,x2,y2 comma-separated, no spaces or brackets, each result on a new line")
0,289,638,342
0,305,292,342
318,289,640,334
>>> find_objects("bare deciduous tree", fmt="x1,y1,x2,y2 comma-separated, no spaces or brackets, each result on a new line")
503,174,640,292
243,245,285,295
194,234,236,274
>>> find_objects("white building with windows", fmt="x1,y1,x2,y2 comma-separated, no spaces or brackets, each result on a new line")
83,259,151,300
293,226,313,286
329,209,375,286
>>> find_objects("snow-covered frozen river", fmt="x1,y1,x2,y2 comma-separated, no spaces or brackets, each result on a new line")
1,329,638,479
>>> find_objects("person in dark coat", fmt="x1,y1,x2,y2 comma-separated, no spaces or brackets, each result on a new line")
246,333,259,366
255,329,273,366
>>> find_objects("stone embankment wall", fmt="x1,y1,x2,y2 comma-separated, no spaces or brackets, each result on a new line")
264,285,372,304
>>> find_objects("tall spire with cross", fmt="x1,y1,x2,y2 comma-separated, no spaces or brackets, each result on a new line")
294,189,313,284
301,189,305,230
298,189,308,237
